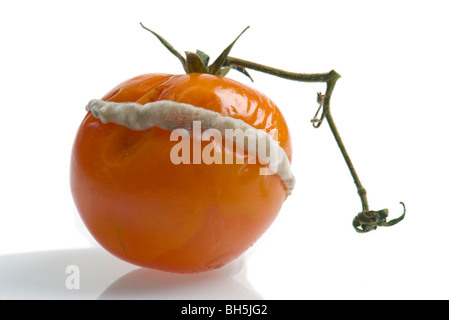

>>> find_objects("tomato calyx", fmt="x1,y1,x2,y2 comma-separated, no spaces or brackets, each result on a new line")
140,23,253,81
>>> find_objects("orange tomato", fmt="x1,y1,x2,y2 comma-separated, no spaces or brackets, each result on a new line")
70,72,292,273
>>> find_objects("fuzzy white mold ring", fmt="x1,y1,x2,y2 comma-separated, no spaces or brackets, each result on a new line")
86,99,295,195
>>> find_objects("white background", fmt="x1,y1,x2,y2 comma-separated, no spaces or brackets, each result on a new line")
1,0,448,300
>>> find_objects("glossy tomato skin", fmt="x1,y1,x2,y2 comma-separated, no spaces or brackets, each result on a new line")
71,73,292,273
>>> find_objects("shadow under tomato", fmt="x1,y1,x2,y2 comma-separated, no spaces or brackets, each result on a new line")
98,255,263,300
0,247,262,300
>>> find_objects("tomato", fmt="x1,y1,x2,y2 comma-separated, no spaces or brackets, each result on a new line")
71,72,293,273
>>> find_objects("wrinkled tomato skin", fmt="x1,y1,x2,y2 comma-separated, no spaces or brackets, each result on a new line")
70,73,292,273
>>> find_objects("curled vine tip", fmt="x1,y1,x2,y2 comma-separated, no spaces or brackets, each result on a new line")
353,202,406,233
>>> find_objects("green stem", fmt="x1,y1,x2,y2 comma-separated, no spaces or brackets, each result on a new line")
225,56,340,83
319,78,369,211
324,100,369,211
224,56,405,233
